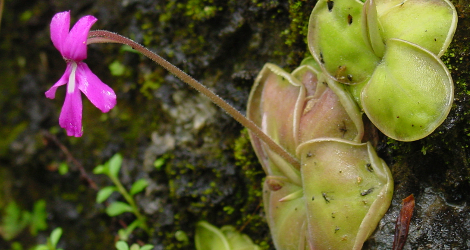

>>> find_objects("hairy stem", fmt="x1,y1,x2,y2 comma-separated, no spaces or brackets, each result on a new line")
88,30,300,169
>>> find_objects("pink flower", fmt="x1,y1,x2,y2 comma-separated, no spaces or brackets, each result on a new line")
45,11,116,137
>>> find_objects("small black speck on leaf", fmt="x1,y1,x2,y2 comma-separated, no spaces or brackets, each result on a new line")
327,0,334,11
322,192,331,203
361,187,374,196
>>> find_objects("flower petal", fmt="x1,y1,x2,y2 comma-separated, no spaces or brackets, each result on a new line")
45,63,72,99
76,62,116,112
62,15,97,61
50,11,70,54
59,83,83,137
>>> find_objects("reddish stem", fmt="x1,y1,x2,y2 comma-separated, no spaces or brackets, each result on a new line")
392,194,415,250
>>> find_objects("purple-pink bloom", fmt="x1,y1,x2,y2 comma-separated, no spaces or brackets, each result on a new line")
45,11,116,137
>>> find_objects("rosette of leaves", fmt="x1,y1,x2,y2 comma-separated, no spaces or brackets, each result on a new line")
308,0,457,141
246,61,393,249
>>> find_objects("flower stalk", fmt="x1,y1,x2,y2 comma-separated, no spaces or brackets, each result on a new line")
87,30,300,169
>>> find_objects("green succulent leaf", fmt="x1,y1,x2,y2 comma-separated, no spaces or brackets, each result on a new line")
362,0,385,57
96,186,117,203
297,139,393,250
308,0,380,84
92,164,107,175
248,63,303,158
220,225,261,250
247,63,303,184
195,221,230,250
139,245,154,250
262,179,307,250
34,246,49,250
129,179,149,196
118,220,142,241
108,153,123,179
323,77,365,143
195,221,260,250
106,202,133,217
375,0,457,57
129,244,140,250
299,56,322,73
50,227,63,248
292,66,363,143
115,241,129,250
361,38,453,141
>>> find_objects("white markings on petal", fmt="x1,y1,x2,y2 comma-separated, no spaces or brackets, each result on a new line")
67,62,78,94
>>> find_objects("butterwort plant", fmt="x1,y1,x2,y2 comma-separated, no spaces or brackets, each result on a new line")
44,8,393,249
45,11,116,137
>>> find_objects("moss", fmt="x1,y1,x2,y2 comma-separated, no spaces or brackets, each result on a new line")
232,129,271,249
282,0,317,67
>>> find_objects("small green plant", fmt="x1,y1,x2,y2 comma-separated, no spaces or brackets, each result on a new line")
115,241,154,250
33,227,63,250
57,162,69,175
93,153,149,240
0,200,47,241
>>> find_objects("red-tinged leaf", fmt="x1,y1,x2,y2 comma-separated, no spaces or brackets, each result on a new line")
393,194,415,250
